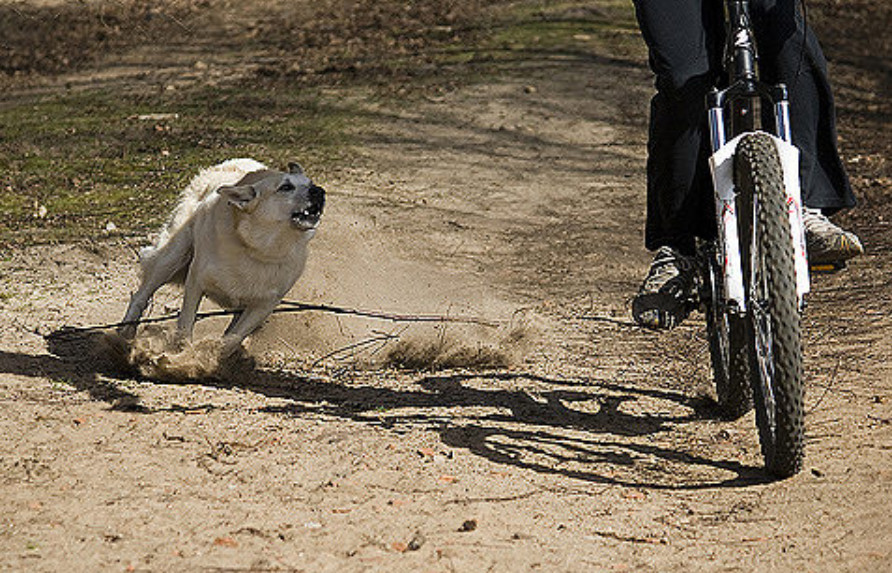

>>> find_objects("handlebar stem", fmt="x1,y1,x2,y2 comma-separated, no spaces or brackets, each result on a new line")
726,0,758,89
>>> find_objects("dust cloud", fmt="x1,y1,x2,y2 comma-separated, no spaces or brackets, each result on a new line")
111,209,540,379
254,210,539,372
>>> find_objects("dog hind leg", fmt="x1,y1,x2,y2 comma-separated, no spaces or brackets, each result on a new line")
175,269,205,344
223,311,244,336
119,229,194,339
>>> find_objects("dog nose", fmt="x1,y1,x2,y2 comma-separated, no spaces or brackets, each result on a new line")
309,185,325,209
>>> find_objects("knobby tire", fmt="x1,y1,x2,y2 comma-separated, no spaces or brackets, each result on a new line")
734,132,805,478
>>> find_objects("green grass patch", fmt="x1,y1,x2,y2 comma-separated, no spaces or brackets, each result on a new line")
0,85,353,247
0,0,642,249
481,1,641,57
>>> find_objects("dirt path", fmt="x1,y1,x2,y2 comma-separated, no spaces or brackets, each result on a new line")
2,2,891,572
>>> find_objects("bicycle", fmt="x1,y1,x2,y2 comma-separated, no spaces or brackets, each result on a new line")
699,0,810,477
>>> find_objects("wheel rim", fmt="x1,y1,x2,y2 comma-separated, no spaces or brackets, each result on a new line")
709,256,732,377
750,198,777,435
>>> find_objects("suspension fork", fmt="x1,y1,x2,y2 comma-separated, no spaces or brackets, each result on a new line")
708,83,806,313
707,0,759,313
771,85,810,308
708,89,746,312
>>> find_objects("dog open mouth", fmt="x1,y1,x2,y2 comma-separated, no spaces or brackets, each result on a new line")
292,206,322,229
292,184,325,229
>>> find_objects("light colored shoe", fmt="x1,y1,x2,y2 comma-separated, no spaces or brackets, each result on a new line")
803,208,863,266
632,246,698,330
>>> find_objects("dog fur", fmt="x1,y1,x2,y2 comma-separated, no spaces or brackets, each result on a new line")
120,158,325,356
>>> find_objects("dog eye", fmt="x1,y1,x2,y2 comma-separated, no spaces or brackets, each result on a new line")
278,182,295,193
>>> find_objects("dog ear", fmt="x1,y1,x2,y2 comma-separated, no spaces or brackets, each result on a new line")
287,162,305,175
218,184,258,211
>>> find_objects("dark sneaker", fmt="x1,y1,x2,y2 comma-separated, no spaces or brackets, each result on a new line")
632,246,698,330
803,208,863,267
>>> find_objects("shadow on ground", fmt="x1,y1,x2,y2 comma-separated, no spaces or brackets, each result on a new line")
0,327,775,490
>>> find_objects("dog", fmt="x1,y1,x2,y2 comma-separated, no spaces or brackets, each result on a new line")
120,158,325,357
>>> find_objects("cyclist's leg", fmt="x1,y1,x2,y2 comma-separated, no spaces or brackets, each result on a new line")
633,0,722,256
631,0,722,328
751,0,862,264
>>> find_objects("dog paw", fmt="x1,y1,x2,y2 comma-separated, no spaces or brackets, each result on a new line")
117,324,137,340
216,344,256,378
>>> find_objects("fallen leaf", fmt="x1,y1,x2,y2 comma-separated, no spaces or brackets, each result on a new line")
213,536,238,547
622,489,647,501
458,519,477,532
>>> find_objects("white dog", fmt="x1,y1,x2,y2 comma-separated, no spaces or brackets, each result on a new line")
120,158,325,356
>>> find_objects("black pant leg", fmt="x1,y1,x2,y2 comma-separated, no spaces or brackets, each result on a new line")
633,0,855,255
633,0,724,255
751,0,856,212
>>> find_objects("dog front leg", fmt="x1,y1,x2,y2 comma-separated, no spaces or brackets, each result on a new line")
219,302,278,357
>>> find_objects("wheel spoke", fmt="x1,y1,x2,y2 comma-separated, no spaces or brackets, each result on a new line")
733,132,804,477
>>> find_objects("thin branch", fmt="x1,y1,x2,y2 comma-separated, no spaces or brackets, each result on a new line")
45,299,499,340
311,329,404,367
277,300,500,327
574,314,641,328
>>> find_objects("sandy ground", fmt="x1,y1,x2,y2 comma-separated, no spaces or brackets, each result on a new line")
2,2,891,572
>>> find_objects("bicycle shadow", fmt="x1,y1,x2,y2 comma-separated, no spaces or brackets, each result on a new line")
253,371,769,489
27,328,771,489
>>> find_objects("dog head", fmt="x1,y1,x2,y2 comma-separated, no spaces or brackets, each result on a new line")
217,163,325,232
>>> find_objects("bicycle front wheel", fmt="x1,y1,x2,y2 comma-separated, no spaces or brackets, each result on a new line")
734,132,805,478
701,243,752,420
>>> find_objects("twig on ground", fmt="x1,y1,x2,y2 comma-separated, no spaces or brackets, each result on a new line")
44,299,500,340
575,314,641,328
807,356,842,413
278,300,499,327
311,327,406,367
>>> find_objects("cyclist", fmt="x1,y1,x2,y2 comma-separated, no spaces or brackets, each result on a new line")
631,0,863,329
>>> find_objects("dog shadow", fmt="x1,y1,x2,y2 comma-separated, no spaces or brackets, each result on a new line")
4,328,145,411
20,327,771,489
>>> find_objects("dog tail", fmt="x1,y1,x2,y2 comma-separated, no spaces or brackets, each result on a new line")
184,158,268,204
149,157,268,250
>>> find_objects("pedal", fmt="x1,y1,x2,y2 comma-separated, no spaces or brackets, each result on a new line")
809,261,847,273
